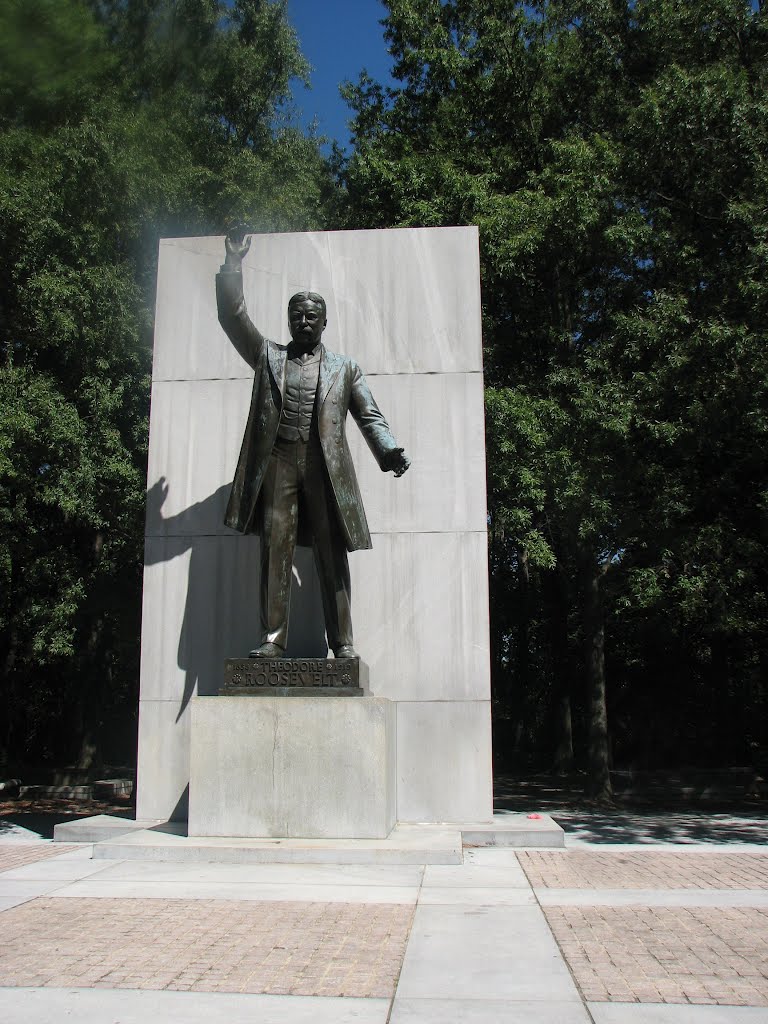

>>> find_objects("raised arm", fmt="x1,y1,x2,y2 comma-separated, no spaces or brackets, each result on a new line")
216,232,266,369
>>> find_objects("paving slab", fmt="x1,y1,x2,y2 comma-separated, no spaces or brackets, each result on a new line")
0,879,69,912
421,862,530,887
463,848,531,866
536,887,768,907
588,1005,768,1023
48,857,423,903
51,878,420,903
0,987,390,1024
417,886,535,905
390,997,590,1022
0,857,114,882
81,859,425,886
395,903,582,1002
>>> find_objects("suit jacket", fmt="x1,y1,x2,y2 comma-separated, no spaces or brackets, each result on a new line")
216,269,400,551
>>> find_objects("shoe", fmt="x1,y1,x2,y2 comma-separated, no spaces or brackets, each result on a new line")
248,642,285,658
334,645,359,659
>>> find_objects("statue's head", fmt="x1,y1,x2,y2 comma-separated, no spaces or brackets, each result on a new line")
288,291,327,347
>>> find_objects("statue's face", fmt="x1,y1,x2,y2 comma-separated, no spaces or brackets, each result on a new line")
288,298,326,347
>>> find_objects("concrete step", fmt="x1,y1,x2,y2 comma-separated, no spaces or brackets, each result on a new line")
75,812,562,864
54,815,163,843
462,812,564,848
91,822,464,865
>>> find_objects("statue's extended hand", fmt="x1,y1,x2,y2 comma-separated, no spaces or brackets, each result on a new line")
225,231,251,266
382,448,410,477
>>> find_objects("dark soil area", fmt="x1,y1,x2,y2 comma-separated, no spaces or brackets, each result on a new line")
0,797,134,840
495,770,768,812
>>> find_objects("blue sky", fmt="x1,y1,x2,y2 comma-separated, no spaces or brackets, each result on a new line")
286,0,396,151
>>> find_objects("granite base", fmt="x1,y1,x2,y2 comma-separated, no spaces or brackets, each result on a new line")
188,694,396,839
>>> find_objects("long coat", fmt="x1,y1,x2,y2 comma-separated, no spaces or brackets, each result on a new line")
216,269,400,551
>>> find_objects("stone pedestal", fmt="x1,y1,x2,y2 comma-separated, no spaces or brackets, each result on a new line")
188,695,396,839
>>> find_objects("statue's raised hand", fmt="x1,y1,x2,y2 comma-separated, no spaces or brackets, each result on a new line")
224,231,251,267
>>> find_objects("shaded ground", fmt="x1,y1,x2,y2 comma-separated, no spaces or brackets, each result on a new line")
0,798,133,841
494,771,767,812
495,773,768,845
2,772,767,845
543,809,768,845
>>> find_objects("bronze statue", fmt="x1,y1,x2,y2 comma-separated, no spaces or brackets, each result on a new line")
217,233,410,659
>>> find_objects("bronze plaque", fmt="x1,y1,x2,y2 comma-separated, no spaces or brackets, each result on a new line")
221,658,366,696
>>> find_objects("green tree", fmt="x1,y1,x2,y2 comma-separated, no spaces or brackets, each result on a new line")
0,0,335,775
341,0,768,795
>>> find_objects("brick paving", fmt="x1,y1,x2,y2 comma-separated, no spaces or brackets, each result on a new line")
519,850,768,889
545,905,768,1005
3,842,768,1008
0,897,413,998
519,850,768,1006
0,844,77,873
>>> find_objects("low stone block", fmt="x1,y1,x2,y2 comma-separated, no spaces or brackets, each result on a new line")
188,694,396,839
53,814,162,843
20,784,93,801
92,779,134,800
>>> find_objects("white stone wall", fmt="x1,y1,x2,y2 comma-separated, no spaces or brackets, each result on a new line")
137,227,492,824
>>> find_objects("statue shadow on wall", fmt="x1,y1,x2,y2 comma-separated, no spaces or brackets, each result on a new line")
143,477,328,725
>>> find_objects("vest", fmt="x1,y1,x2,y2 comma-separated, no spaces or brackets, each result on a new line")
277,347,321,441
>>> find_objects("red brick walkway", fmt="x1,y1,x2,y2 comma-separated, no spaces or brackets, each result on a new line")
0,844,77,872
519,851,768,1006
546,905,768,1005
0,897,413,997
520,850,768,889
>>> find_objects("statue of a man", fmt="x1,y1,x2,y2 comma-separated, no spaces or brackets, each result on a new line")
216,233,410,659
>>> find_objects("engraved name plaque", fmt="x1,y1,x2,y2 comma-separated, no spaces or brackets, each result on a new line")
221,658,367,696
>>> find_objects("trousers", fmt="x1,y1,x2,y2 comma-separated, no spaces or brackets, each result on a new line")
259,433,352,652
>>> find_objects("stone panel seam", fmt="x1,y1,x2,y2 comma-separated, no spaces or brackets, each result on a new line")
143,530,490,539
151,370,486,384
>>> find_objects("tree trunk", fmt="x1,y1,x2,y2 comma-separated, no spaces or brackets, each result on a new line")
76,728,100,774
75,531,107,778
515,548,531,696
488,522,513,707
1,626,19,772
581,549,612,801
552,685,573,775
546,567,574,773
710,633,736,764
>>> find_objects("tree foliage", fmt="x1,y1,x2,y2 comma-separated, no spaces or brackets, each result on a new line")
341,0,768,793
0,0,334,775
